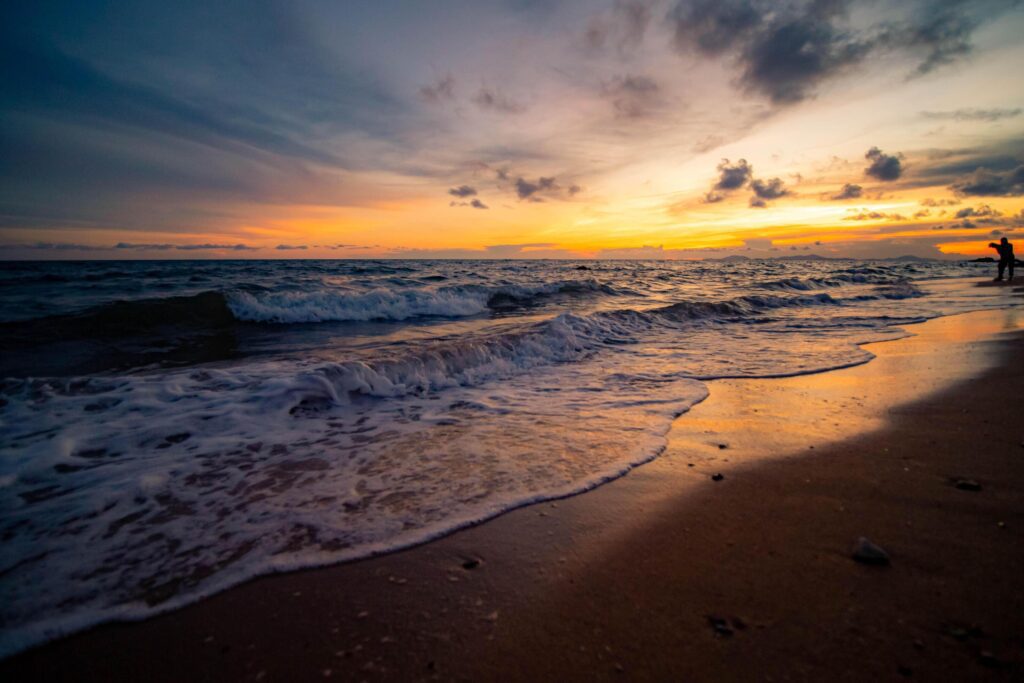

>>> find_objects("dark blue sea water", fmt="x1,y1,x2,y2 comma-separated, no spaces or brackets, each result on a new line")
0,258,1014,655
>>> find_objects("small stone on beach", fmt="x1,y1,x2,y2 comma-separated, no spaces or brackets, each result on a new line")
954,479,982,491
718,443,728,450
711,473,724,481
462,559,480,570
852,537,890,565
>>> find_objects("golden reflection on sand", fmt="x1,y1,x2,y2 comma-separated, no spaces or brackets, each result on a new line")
665,308,1022,466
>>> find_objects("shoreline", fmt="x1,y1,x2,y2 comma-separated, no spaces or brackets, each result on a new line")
4,306,1024,680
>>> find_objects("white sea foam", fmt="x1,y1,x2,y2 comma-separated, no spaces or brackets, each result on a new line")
0,264,1017,658
226,279,619,323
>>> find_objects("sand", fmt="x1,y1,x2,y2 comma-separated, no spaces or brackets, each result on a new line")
4,307,1024,681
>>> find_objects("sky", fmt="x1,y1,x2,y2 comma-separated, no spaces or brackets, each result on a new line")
2,0,1023,260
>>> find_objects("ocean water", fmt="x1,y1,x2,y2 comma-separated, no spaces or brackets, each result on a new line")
0,258,1016,655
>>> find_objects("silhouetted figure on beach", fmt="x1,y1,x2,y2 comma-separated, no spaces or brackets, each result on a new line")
988,237,1014,281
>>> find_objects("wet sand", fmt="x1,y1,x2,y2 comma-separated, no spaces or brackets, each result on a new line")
4,307,1024,681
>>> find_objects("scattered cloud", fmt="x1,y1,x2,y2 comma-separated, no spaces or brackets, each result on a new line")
275,244,308,250
5,241,106,251
750,177,789,200
865,147,904,181
844,210,908,221
830,183,862,200
921,197,960,206
448,185,478,198
583,0,654,55
450,198,489,209
419,75,456,103
115,242,174,250
692,135,725,154
174,243,260,251
713,158,754,191
920,108,1022,122
1,241,262,252
472,87,526,114
514,176,558,201
602,75,662,119
955,204,1002,219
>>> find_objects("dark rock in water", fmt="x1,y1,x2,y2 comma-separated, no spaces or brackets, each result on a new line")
944,624,969,641
575,265,591,270
852,537,890,565
954,479,982,491
711,473,724,481
978,651,999,668
707,615,734,637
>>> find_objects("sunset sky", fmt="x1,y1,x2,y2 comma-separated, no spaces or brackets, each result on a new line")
2,0,1023,259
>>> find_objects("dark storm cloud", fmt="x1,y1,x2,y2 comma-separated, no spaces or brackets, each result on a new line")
739,16,869,104
830,183,862,200
878,1,976,77
448,185,478,198
864,147,904,181
669,0,1019,105
602,75,662,118
921,108,1022,122
472,87,526,114
750,177,789,199
713,159,753,191
670,0,868,104
950,165,1024,196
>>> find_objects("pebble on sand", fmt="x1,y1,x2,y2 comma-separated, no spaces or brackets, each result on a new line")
711,473,724,482
852,537,890,565
954,479,982,491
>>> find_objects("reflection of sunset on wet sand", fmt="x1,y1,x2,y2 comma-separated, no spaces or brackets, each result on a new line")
670,307,1023,463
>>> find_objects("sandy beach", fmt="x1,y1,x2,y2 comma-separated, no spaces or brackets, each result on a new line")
4,305,1023,681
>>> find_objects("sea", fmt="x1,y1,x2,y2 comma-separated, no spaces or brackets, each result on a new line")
0,257,1017,655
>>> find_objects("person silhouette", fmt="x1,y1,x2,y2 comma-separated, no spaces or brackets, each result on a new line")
988,237,1014,282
